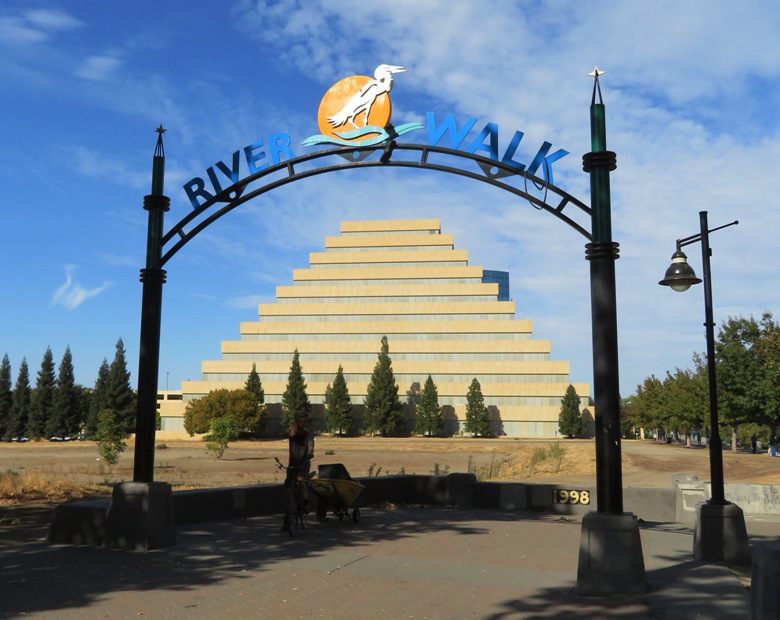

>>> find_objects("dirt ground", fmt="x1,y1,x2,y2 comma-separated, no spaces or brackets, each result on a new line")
1,437,778,543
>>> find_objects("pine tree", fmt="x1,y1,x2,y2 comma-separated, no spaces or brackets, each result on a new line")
415,375,443,437
245,363,265,403
28,347,55,439
74,385,92,435
406,382,422,406
86,359,110,437
0,355,13,439
281,349,311,431
95,408,126,466
558,384,586,438
465,378,491,437
325,365,353,436
48,346,81,438
364,336,404,436
106,339,136,434
9,358,31,439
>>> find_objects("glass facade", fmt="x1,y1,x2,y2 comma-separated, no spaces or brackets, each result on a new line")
483,270,511,301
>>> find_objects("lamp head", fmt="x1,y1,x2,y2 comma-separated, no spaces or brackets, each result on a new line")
659,250,701,292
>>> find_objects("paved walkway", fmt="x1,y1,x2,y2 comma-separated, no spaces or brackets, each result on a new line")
1,508,778,619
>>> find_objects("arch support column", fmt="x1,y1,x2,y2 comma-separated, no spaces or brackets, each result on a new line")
133,262,167,483
577,72,646,593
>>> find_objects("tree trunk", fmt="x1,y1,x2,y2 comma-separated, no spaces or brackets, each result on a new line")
732,426,738,452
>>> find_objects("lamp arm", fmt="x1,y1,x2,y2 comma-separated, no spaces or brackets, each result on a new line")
675,219,739,252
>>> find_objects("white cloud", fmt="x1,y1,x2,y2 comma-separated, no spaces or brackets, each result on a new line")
0,8,81,47
76,53,122,81
0,16,47,45
66,145,149,189
25,9,82,31
52,265,112,310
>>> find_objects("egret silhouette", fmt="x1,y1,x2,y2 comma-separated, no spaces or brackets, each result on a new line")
327,64,406,130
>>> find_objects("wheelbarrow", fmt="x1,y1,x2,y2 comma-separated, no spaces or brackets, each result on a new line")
309,463,365,523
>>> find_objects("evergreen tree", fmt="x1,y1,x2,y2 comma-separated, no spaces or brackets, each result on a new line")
325,365,353,436
9,358,31,439
86,359,110,437
245,363,265,403
281,349,311,431
0,355,13,438
105,339,136,434
364,336,404,436
464,377,490,437
95,408,126,466
415,375,443,436
406,382,422,406
28,347,56,439
75,385,92,435
48,346,81,438
558,384,586,438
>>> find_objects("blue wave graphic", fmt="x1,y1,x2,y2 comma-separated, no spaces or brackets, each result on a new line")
302,122,424,148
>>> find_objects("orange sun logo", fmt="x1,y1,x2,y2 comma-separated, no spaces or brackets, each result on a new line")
317,75,393,142
303,65,423,148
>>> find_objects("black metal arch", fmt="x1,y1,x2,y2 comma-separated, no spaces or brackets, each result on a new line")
160,142,591,266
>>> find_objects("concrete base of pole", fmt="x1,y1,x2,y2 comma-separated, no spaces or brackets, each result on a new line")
576,511,646,593
103,482,175,551
693,501,751,566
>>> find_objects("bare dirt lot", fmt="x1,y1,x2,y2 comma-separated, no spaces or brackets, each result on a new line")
1,437,778,543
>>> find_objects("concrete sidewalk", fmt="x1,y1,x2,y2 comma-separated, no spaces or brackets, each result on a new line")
2,508,778,619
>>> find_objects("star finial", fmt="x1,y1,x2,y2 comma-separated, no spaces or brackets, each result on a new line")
588,67,605,105
154,124,166,158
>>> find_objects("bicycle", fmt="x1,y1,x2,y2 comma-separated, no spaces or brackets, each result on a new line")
275,457,312,537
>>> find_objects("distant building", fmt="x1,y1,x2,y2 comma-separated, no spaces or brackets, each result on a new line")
161,219,590,437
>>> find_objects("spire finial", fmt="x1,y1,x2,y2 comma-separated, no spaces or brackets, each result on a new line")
588,67,605,105
154,125,166,158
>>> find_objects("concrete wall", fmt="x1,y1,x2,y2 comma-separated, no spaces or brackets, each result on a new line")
48,474,778,548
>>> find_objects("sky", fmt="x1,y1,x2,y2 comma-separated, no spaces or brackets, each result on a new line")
1,1,779,400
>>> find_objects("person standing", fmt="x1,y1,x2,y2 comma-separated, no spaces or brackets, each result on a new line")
288,414,315,512
751,434,758,454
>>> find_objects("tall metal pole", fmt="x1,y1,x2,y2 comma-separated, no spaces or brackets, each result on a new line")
583,70,623,513
699,211,726,504
133,126,169,483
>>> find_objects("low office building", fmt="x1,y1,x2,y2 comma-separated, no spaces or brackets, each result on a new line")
162,219,590,437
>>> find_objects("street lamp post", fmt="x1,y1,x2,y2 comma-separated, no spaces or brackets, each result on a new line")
659,210,751,565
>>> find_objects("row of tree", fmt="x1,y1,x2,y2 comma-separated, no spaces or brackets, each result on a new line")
184,336,495,438
0,339,137,441
4,333,592,444
624,313,780,447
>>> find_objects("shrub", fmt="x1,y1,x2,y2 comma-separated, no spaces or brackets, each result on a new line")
205,417,240,460
184,389,266,436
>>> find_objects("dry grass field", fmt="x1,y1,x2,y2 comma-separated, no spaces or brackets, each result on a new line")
1,436,778,543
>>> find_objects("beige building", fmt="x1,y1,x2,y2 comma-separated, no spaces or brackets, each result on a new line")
161,219,590,437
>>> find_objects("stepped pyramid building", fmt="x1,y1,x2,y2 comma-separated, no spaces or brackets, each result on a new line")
166,219,590,437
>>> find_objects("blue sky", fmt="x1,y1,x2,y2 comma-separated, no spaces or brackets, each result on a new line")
1,1,779,399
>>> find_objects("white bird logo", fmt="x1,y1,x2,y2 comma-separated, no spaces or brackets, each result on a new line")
327,64,407,130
